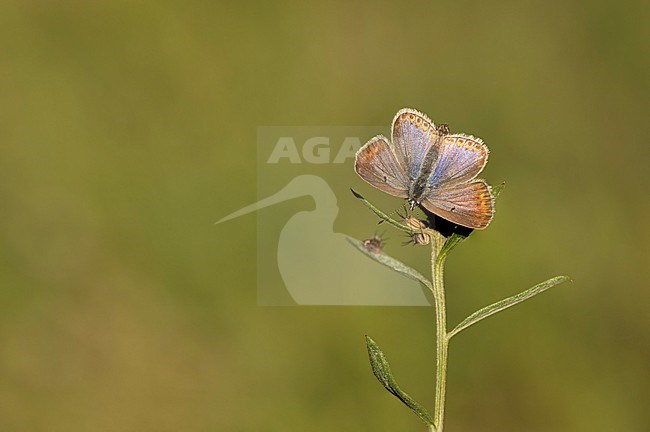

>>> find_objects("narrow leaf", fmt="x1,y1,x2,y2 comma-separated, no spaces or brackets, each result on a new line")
365,335,434,426
350,189,414,233
448,275,571,339
438,233,467,260
347,237,432,292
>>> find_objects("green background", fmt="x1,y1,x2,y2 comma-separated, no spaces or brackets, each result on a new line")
1,1,648,430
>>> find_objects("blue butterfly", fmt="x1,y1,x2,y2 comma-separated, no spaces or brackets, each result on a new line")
355,108,494,229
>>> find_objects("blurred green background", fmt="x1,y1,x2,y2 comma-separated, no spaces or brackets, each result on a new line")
1,0,648,430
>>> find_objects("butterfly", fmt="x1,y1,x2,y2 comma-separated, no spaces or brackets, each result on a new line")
354,108,494,229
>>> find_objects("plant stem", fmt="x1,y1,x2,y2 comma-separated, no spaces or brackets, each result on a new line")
431,233,449,432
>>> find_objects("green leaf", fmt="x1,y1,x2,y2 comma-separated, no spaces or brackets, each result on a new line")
448,275,572,339
346,237,432,293
365,335,434,426
350,189,414,234
438,233,467,260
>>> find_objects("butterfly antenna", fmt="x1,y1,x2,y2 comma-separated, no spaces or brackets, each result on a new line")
396,206,408,220
378,204,408,225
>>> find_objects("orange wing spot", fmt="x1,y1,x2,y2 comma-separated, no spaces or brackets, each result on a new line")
478,193,487,208
456,139,464,147
421,123,429,131
364,145,379,157
408,114,415,123
464,142,471,149
415,117,422,126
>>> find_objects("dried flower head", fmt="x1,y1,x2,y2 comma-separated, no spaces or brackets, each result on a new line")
403,216,431,245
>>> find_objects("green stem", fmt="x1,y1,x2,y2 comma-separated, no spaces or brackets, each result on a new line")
431,233,449,432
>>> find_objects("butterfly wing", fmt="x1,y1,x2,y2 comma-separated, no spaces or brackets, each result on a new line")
391,108,441,181
420,180,494,229
355,135,409,198
426,134,489,188
420,134,493,229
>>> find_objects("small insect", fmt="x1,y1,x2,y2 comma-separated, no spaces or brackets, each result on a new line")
355,108,494,229
362,235,385,254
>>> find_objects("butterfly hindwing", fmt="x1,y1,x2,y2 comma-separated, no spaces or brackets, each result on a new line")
355,135,409,198
420,179,494,229
392,108,441,181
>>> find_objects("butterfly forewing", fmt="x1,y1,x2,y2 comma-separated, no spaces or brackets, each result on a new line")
420,180,494,229
426,134,489,189
355,135,409,198
392,109,441,181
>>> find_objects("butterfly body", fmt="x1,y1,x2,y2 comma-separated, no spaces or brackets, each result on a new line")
355,108,494,229
405,123,450,210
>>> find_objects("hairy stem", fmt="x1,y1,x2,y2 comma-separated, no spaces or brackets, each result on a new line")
431,233,448,432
